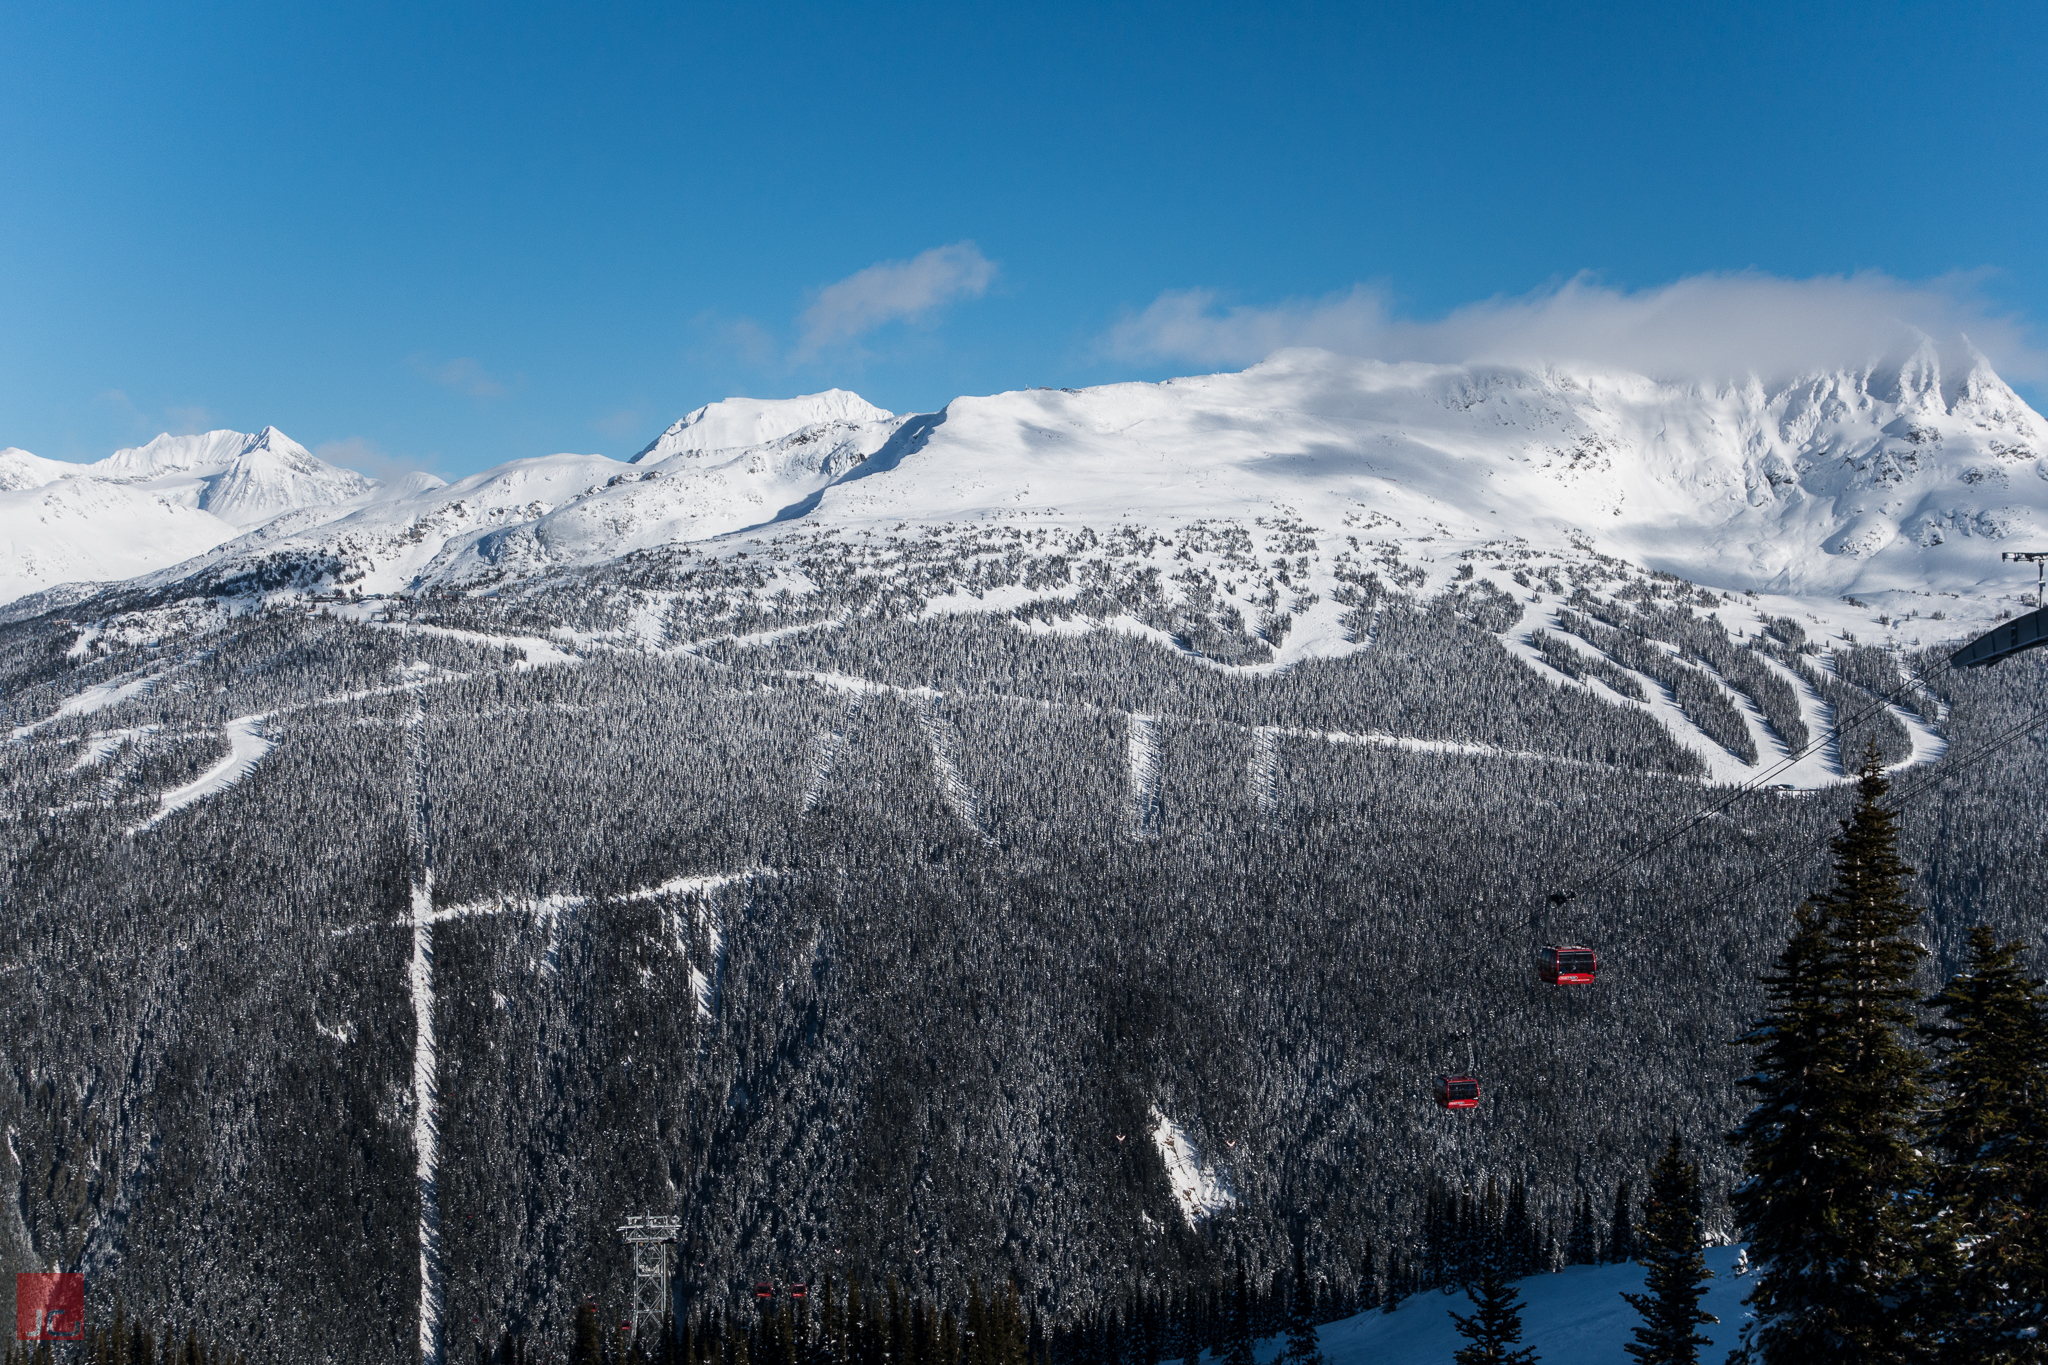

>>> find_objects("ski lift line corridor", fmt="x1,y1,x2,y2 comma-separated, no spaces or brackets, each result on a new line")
1660,697,2048,929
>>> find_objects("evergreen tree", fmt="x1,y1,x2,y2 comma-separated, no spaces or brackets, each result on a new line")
1920,925,2048,1362
1566,1193,1599,1266
1504,1180,1535,1278
820,1279,843,1365
1447,1260,1537,1365
1620,1130,1716,1365
1380,1253,1406,1315
1606,1180,1635,1265
1279,1246,1324,1365
1220,1268,1253,1365
1726,754,1932,1365
573,1303,606,1365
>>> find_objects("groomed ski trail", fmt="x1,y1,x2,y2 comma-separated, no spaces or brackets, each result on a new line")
1248,727,1280,818
801,699,862,813
1149,1106,1236,1227
127,714,276,834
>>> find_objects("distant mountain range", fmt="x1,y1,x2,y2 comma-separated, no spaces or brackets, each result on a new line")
5,344,2044,634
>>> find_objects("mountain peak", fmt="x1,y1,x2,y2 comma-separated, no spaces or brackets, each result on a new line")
96,427,310,479
632,390,895,463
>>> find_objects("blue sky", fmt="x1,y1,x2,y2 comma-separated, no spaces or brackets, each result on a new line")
2,1,2043,476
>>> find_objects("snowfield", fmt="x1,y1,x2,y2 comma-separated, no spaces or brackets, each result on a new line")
1274,1247,1752,1365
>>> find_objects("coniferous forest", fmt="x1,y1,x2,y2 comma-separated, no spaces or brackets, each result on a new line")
2,538,2045,1365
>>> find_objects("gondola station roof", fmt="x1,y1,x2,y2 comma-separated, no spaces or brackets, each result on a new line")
1951,602,2048,670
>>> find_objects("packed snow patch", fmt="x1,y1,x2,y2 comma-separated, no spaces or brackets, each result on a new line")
1149,1107,1235,1226
1283,1246,1754,1365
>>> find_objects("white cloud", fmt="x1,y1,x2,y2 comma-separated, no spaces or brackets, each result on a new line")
314,436,437,482
164,404,216,435
410,355,508,398
1104,271,2045,385
797,242,997,356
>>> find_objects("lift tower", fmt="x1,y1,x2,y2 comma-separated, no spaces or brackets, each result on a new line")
619,1214,682,1337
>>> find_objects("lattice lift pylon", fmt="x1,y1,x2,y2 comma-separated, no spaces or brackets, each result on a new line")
619,1214,682,1337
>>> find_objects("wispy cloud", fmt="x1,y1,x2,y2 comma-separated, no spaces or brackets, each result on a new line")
1103,271,2046,385
95,390,221,438
797,242,997,357
591,408,645,439
409,354,509,398
164,403,215,434
314,436,439,482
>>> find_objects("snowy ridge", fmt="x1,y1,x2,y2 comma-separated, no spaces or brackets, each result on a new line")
0,426,409,604
633,390,894,460
12,345,2033,649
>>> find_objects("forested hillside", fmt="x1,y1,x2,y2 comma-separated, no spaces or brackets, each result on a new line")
2,534,2042,1364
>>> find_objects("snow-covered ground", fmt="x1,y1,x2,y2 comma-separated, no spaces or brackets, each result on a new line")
1274,1247,1752,1365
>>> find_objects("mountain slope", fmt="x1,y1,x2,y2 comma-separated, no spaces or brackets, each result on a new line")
97,346,2041,634
0,426,424,604
3,356,2046,1362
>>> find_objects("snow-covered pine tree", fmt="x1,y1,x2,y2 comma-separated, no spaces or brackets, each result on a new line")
1621,1130,1716,1365
1567,1191,1599,1266
1920,924,2048,1360
1220,1268,1254,1365
1280,1245,1324,1365
1448,1259,1538,1365
1606,1179,1635,1264
1727,753,1931,1365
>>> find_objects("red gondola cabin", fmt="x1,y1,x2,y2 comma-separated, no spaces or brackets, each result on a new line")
1538,945,1598,985
790,1284,809,1301
1436,1075,1480,1109
755,1282,775,1300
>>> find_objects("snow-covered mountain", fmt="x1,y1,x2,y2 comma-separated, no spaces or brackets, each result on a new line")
9,357,2046,1363
8,344,2046,638
0,426,432,606
631,387,894,460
